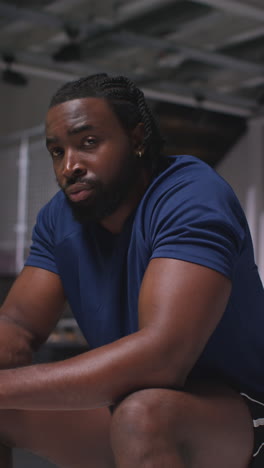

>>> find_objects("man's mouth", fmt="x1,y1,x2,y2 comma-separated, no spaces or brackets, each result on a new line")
66,183,95,202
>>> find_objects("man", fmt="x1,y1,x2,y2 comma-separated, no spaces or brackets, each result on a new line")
0,73,263,468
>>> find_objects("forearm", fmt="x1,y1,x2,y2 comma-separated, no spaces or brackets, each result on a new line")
0,329,180,411
0,316,34,369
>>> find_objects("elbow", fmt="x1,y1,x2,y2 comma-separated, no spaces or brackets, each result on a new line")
155,359,188,390
12,344,34,368
0,344,33,370
0,318,34,368
133,332,193,391
144,346,190,390
4,338,34,369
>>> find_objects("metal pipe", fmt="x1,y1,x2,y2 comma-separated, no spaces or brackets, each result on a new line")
192,0,264,22
15,137,29,274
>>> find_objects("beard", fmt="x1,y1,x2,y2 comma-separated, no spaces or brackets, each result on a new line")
59,154,141,226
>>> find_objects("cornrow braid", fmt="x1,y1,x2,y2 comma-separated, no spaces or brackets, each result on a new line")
49,73,165,175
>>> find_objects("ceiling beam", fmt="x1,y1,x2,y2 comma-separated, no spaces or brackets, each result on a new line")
143,87,252,117
0,0,176,35
214,25,264,49
0,1,109,41
0,0,261,118
115,30,264,75
191,0,264,22
167,11,222,41
158,80,255,111
0,2,63,28
116,0,176,22
0,56,255,118
1,1,264,77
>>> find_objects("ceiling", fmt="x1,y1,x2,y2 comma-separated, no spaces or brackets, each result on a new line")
1,0,264,165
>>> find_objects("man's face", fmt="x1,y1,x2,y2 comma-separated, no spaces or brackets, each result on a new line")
45,97,143,224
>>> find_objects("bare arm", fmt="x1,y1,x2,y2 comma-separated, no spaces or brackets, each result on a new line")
0,258,231,410
0,266,66,368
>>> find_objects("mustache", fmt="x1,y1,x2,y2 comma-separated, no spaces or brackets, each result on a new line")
58,176,98,191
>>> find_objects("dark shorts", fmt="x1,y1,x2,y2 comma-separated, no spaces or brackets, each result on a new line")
241,391,264,467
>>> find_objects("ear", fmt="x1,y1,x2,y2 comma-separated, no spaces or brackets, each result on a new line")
131,122,145,152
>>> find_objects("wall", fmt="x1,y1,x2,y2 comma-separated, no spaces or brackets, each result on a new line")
0,75,62,136
216,117,264,281
0,76,62,273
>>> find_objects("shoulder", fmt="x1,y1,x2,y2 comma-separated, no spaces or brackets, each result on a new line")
134,155,247,266
142,155,243,218
152,155,232,194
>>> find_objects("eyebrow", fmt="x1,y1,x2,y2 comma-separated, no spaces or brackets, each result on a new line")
67,123,94,136
46,124,95,146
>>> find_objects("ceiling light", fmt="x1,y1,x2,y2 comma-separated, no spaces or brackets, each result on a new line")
1,54,28,86
52,24,81,62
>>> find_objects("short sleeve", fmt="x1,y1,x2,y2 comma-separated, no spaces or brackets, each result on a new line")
148,163,246,279
25,200,58,274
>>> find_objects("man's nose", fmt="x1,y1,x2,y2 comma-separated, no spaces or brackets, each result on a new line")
62,150,86,179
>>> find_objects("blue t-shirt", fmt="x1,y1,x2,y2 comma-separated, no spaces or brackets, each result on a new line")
25,155,264,394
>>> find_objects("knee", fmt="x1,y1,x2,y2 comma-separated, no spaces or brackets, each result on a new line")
111,388,184,443
110,389,192,465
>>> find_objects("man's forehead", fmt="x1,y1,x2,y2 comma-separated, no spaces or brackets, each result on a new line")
46,97,113,131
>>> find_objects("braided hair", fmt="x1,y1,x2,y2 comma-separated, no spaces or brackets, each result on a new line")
49,73,165,175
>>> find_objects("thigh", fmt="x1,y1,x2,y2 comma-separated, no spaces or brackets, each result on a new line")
0,407,115,468
183,381,254,467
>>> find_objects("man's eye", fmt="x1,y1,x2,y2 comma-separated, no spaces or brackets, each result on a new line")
83,137,97,147
50,148,63,159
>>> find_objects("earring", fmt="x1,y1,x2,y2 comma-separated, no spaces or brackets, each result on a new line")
137,150,142,158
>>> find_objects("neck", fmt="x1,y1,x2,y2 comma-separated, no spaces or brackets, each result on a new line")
99,169,151,234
